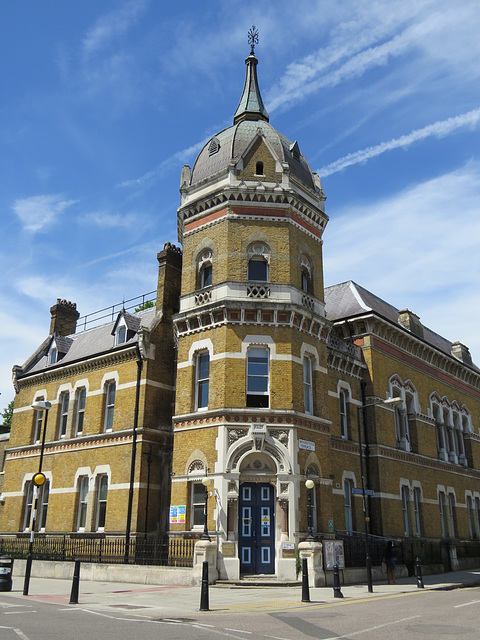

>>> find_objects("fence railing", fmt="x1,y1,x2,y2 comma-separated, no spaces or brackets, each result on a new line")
0,535,196,568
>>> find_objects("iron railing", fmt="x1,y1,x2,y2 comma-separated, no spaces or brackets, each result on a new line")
0,535,196,567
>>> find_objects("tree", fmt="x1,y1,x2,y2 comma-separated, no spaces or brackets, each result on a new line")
134,300,155,313
1,399,14,431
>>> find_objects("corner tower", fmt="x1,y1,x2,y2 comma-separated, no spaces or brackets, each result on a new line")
171,30,331,579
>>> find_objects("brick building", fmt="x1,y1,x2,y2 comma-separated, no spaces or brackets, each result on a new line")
1,41,479,580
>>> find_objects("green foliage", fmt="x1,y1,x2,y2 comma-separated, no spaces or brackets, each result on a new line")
134,300,155,313
295,546,301,578
1,399,14,431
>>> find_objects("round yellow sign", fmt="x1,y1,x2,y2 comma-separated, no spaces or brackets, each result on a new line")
33,472,46,487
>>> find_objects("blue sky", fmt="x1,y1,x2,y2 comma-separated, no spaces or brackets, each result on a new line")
1,0,480,408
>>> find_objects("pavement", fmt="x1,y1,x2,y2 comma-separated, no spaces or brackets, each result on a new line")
1,568,480,616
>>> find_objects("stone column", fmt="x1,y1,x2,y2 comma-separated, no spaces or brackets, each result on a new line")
299,540,325,587
192,539,218,584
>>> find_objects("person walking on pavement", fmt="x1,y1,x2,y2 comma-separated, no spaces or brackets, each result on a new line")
384,540,397,585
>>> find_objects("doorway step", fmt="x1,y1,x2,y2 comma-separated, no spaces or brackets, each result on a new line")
214,576,301,588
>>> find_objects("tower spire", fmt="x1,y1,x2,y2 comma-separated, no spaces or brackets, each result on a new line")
233,25,269,124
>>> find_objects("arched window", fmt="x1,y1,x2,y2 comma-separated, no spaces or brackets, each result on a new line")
77,476,89,531
58,391,69,439
104,381,116,432
197,250,213,289
300,256,312,294
247,243,269,282
255,160,264,175
344,479,354,534
339,389,348,439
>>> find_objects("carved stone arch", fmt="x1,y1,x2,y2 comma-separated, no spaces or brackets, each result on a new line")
304,452,322,478
185,449,207,476
226,430,292,474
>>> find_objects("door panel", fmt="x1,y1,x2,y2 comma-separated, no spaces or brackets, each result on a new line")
238,482,275,574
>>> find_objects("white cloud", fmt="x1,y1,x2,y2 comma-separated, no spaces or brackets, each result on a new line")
317,108,480,177
82,210,142,229
324,162,480,362
82,0,149,58
12,194,77,233
119,137,210,188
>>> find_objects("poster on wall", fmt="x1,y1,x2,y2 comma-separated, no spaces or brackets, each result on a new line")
323,540,345,569
169,505,186,524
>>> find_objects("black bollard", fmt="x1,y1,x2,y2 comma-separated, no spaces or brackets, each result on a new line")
415,557,424,589
200,560,209,611
301,557,310,602
23,553,33,596
333,563,344,598
69,560,81,604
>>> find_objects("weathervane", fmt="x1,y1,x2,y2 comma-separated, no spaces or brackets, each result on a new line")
248,25,259,55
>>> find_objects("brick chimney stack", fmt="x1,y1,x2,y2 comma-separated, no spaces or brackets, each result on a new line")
49,299,80,336
156,242,182,316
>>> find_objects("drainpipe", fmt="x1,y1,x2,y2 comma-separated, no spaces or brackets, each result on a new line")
124,343,143,563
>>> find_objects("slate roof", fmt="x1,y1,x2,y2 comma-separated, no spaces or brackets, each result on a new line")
325,281,477,369
16,308,157,379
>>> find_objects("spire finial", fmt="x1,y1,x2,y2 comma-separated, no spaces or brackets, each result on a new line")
248,25,259,55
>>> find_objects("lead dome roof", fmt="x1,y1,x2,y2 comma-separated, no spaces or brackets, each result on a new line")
191,119,316,190
188,48,317,192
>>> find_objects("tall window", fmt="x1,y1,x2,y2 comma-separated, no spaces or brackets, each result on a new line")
75,388,86,436
439,491,447,538
303,356,313,414
38,481,50,530
466,496,474,539
344,479,354,533
191,482,206,527
448,493,456,538
401,486,410,536
413,487,422,537
339,390,348,439
23,481,34,530
475,497,480,539
33,399,45,443
196,352,210,409
77,476,89,530
104,381,116,432
95,475,108,530
246,347,269,408
58,392,69,439
394,404,410,451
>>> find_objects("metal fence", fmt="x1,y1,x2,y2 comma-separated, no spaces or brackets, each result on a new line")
0,535,196,568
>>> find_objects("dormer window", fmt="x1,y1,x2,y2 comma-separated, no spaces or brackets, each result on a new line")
116,323,127,345
48,346,58,365
255,160,264,176
112,311,140,346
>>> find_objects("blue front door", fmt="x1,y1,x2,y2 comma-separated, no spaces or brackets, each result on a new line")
238,482,275,574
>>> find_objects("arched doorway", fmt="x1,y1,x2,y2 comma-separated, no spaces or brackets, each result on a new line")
238,452,276,575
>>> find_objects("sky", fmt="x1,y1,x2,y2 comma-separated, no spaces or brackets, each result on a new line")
1,0,480,409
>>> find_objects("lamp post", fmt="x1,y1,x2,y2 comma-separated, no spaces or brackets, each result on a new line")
23,400,51,596
305,472,315,541
356,396,402,593
201,469,211,541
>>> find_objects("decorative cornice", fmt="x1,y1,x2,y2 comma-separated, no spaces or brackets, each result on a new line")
179,187,327,240
173,410,330,433
15,347,138,390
